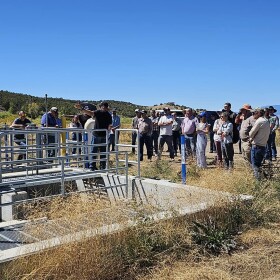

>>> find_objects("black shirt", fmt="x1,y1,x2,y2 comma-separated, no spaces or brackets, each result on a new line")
93,110,112,137
13,117,31,140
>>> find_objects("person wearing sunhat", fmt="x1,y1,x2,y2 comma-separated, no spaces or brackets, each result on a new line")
239,108,257,163
268,106,279,160
138,110,153,161
235,104,253,154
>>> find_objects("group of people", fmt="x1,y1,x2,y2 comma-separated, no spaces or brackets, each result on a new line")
132,108,184,162
131,102,279,180
9,101,279,179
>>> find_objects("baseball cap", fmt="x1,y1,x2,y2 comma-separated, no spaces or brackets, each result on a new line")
50,107,58,112
199,111,207,117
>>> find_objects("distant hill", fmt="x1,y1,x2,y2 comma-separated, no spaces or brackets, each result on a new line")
0,90,145,118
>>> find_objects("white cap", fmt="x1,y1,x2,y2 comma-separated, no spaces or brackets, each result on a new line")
50,107,58,112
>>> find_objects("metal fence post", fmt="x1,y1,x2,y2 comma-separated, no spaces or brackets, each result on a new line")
181,135,186,184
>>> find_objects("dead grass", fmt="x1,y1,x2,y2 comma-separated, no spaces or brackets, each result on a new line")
1,143,279,280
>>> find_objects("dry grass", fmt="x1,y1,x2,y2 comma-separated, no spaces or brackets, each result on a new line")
0,139,279,279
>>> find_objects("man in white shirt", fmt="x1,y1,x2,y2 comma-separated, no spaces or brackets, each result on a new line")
158,107,174,160
249,108,270,179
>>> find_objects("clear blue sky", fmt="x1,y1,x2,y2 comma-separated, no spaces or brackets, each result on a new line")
1,0,279,111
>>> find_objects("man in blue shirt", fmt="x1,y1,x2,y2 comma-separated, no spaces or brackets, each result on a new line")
41,107,59,158
109,108,121,151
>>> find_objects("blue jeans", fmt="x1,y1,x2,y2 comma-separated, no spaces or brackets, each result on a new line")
265,133,273,160
90,135,107,170
251,145,266,179
151,131,159,154
184,134,197,158
270,131,277,158
132,132,137,153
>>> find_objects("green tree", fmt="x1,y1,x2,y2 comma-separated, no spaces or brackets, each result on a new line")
28,102,40,119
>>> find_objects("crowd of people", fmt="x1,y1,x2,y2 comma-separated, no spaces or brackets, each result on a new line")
9,101,279,179
131,102,279,180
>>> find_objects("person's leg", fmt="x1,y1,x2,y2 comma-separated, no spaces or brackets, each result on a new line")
172,132,177,156
238,139,242,154
227,143,234,169
145,135,153,160
201,135,207,168
47,135,56,158
154,132,159,155
110,134,115,151
158,135,165,159
166,135,174,159
209,131,214,152
139,134,144,161
265,134,272,161
90,135,99,170
222,142,229,168
99,136,107,169
251,145,266,179
185,136,191,157
132,132,137,153
189,135,197,158
270,132,277,159
242,140,252,163
215,141,222,164
196,135,202,167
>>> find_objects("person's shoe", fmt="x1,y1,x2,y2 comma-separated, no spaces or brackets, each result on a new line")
209,151,213,153
272,157,277,161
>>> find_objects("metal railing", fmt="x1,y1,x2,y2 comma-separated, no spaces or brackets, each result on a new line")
115,128,141,177
0,127,137,206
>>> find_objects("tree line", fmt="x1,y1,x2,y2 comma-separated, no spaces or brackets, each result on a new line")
0,90,145,118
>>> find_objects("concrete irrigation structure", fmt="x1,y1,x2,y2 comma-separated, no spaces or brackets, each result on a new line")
0,127,252,263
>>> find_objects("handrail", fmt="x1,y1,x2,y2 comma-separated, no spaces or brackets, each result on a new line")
0,127,137,209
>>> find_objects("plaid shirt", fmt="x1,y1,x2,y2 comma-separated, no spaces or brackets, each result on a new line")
150,116,160,132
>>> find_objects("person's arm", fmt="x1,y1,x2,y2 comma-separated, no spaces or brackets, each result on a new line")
112,116,121,130
10,119,24,129
74,103,95,117
249,120,260,140
272,116,279,132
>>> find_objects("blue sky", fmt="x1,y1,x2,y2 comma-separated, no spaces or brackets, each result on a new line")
1,0,279,111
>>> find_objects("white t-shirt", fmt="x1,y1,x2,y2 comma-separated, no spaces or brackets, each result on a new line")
158,115,173,136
